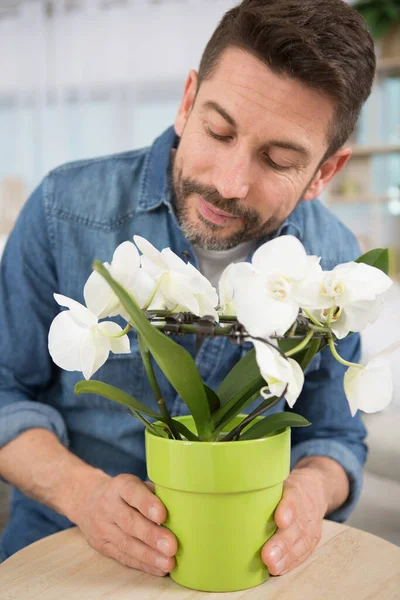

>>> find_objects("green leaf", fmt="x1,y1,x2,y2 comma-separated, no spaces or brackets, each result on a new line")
172,420,200,441
150,423,171,439
239,412,311,441
204,384,220,413
356,248,390,274
92,261,213,440
212,348,266,431
212,388,264,438
298,338,321,371
75,380,162,419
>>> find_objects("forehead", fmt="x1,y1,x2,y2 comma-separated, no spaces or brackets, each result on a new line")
198,47,335,154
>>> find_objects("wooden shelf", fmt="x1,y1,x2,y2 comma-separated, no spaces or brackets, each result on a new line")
325,194,388,205
350,144,400,157
377,56,400,75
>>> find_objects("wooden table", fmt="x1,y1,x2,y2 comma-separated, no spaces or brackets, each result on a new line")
1,520,400,599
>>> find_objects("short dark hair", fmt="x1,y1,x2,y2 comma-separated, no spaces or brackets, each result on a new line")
198,0,376,159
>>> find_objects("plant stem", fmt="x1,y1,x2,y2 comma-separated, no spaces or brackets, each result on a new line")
302,308,324,328
221,387,287,442
327,336,363,369
326,307,334,328
137,334,182,440
101,324,132,338
285,329,314,357
129,409,165,437
152,322,234,336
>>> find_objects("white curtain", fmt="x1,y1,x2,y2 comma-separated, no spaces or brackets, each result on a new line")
0,0,235,240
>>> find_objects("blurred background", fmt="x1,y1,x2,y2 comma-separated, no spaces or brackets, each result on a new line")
0,0,399,545
0,0,399,268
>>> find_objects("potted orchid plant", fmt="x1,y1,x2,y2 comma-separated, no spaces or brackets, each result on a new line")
48,234,393,593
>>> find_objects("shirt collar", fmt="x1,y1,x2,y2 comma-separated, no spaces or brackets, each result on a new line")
137,125,304,241
137,125,177,213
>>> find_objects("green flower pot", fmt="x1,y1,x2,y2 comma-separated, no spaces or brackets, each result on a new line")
145,414,291,592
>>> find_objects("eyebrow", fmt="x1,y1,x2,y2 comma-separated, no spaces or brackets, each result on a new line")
203,100,311,161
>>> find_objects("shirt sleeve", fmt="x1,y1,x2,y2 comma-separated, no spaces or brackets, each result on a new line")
0,179,69,453
289,332,367,522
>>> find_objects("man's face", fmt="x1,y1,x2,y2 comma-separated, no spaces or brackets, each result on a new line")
172,47,339,250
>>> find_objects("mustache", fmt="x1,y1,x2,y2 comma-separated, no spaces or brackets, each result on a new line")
179,177,259,221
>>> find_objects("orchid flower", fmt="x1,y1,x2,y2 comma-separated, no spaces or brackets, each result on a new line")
84,241,155,321
308,262,392,338
231,236,322,337
253,340,305,408
217,262,254,317
343,341,400,416
48,294,130,380
134,235,218,319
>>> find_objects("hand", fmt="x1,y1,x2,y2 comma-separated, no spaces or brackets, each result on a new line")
75,472,177,577
261,464,328,576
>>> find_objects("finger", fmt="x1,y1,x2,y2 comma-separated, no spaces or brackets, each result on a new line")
117,475,167,524
262,517,320,576
100,539,170,577
273,485,299,530
114,502,177,557
106,523,176,573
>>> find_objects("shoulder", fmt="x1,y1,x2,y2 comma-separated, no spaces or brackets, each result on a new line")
290,199,361,269
41,147,150,229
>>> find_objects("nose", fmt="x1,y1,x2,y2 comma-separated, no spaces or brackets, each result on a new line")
211,150,251,200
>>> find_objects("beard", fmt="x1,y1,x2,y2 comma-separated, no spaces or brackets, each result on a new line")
172,163,284,251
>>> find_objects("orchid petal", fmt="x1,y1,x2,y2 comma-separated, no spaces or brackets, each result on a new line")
128,269,157,310
84,266,119,319
344,358,393,416
252,235,308,280
53,293,97,327
341,262,392,305
111,241,140,281
134,235,165,270
253,341,304,407
80,329,111,380
342,296,384,333
97,321,131,355
161,247,191,274
235,273,298,337
48,311,86,372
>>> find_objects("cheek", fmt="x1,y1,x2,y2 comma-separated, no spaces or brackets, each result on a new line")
256,175,300,220
179,128,218,178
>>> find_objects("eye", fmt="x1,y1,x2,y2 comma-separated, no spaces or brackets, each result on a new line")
262,154,290,171
207,127,232,142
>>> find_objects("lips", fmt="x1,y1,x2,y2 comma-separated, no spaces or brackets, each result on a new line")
197,195,239,226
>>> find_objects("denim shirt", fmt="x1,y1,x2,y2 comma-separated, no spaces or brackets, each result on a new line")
0,126,367,559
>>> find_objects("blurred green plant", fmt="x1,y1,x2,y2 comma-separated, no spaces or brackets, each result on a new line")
354,0,400,40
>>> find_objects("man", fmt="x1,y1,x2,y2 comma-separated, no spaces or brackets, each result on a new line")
0,0,375,579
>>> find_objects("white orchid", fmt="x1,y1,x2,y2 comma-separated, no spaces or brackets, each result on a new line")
309,262,392,339
231,235,321,337
344,342,400,416
134,235,218,319
84,241,155,321
217,262,254,317
48,294,130,380
253,340,304,408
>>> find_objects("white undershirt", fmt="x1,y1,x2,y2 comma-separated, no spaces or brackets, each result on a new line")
193,240,256,289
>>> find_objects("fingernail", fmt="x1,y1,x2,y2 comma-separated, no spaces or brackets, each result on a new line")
156,554,171,571
148,506,160,523
157,537,170,555
269,545,282,563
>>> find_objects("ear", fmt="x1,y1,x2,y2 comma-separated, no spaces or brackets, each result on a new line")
303,147,352,201
174,69,198,137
